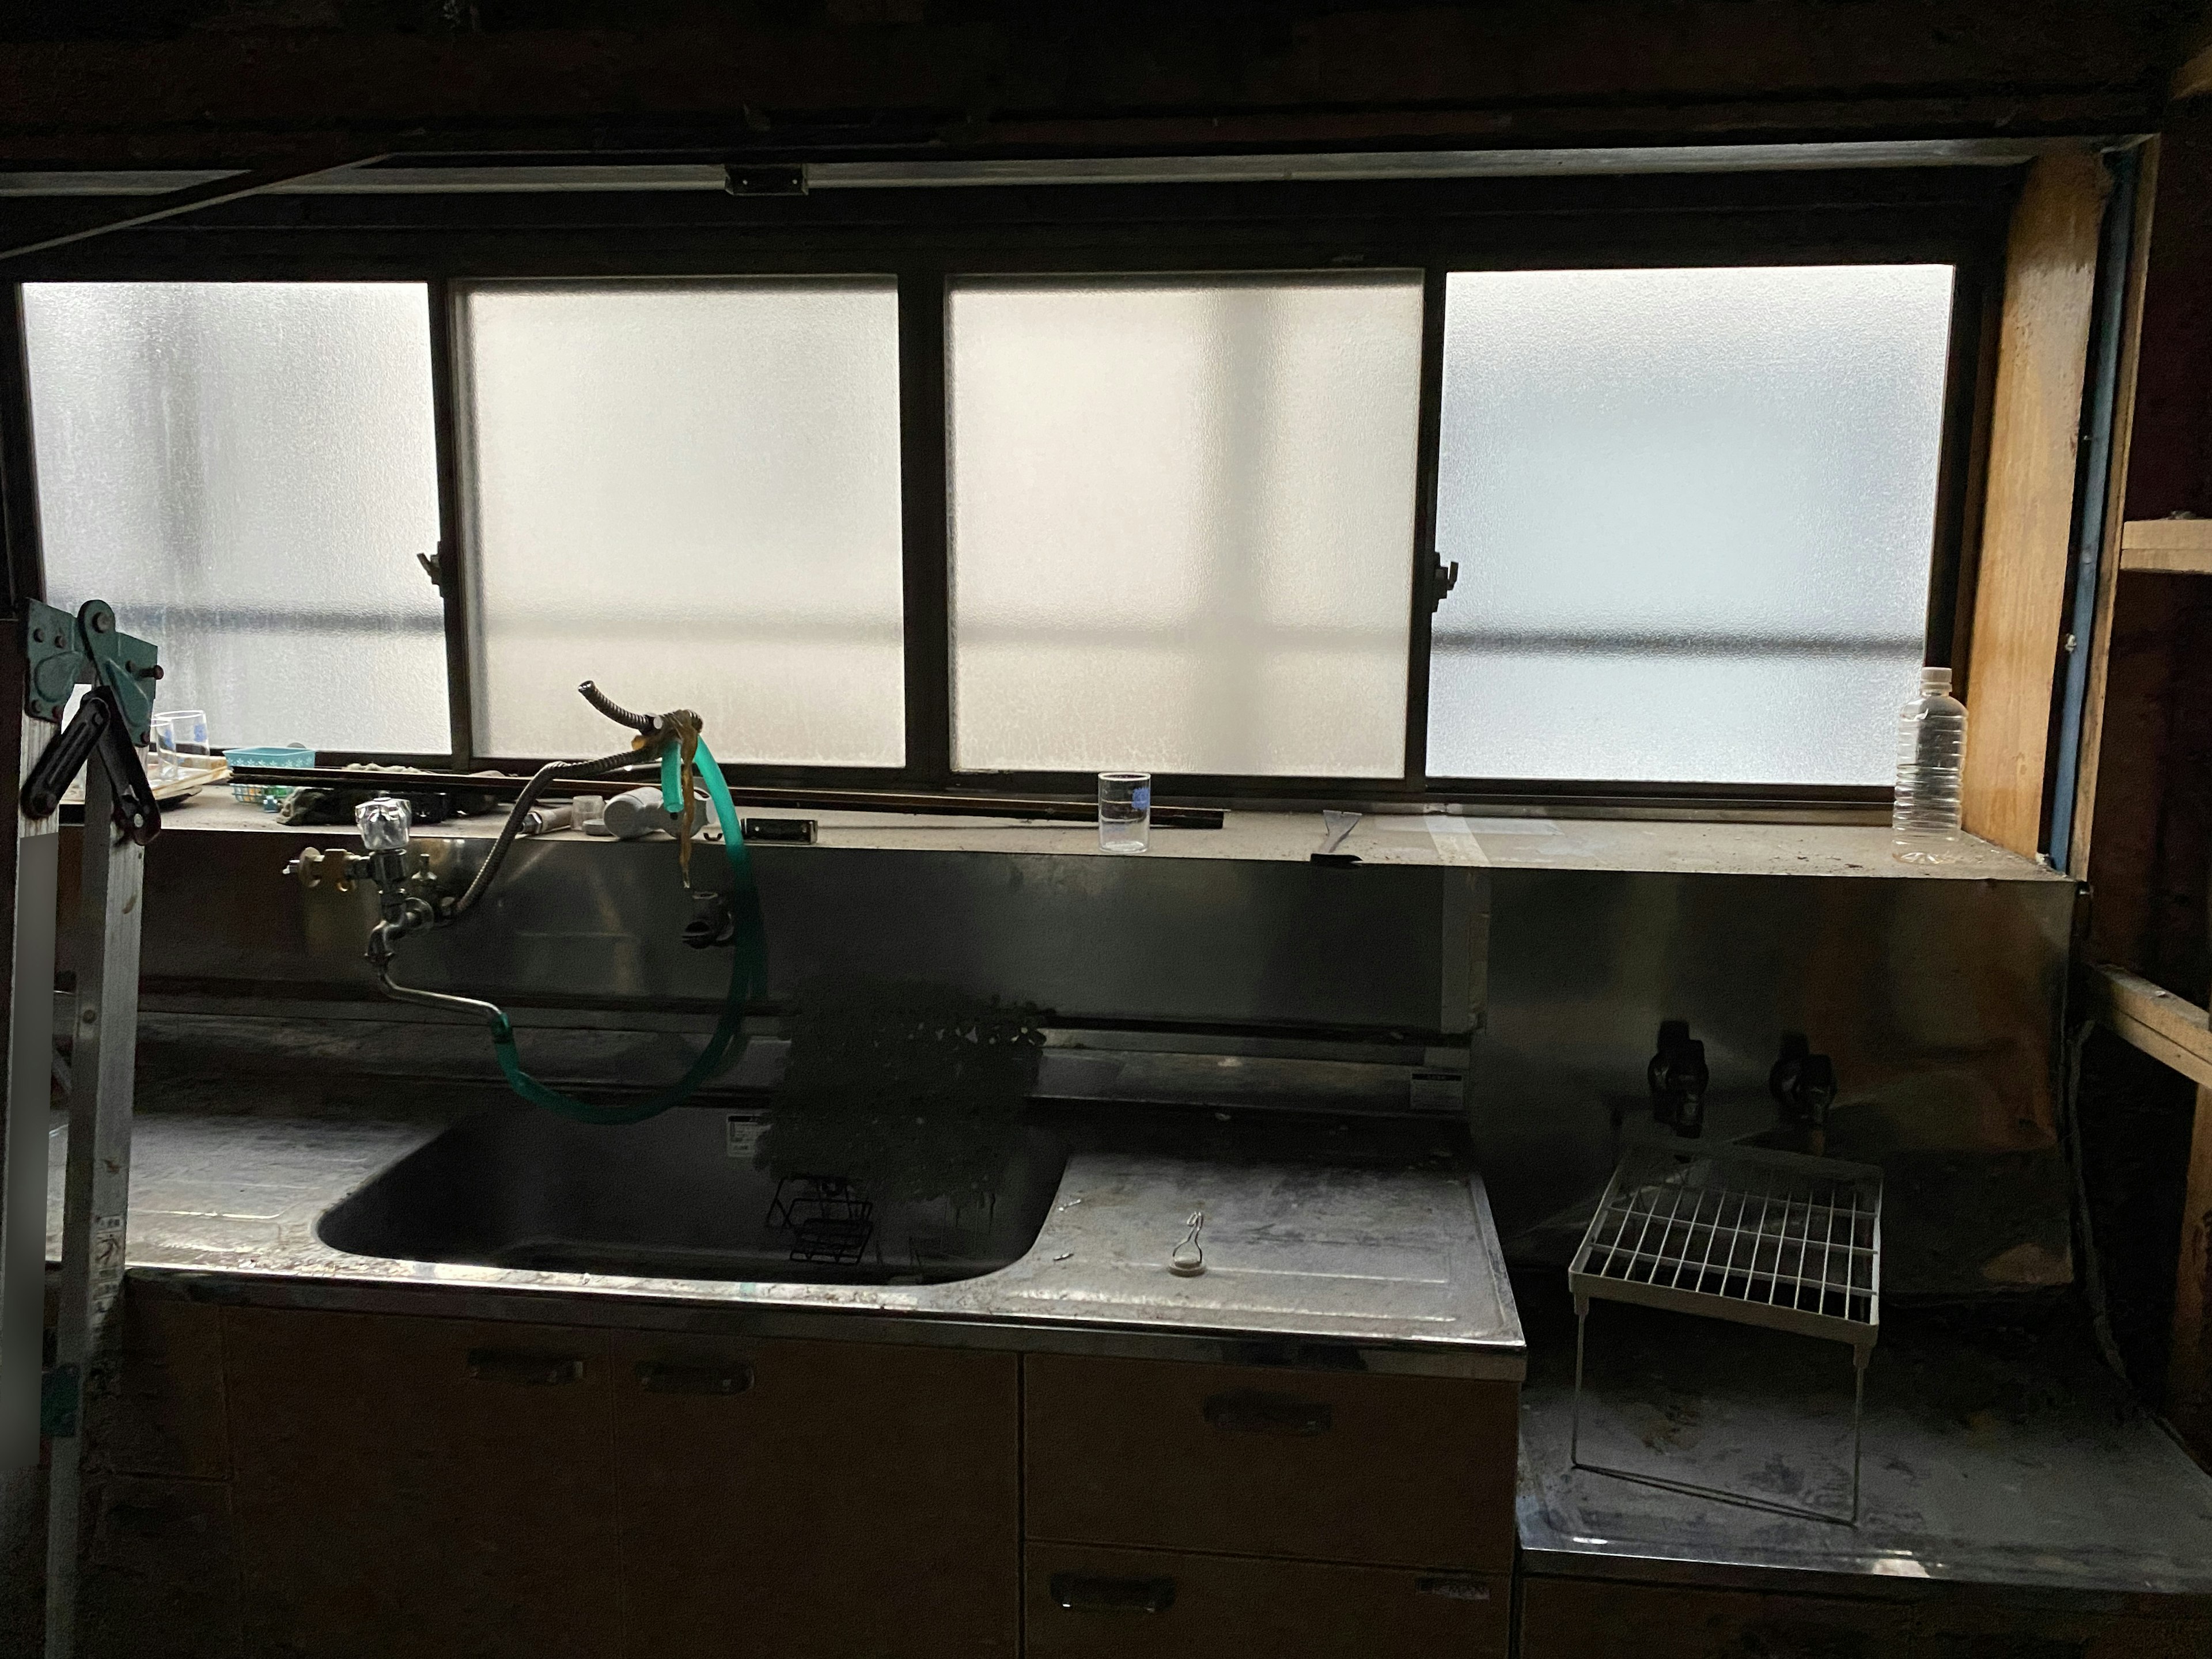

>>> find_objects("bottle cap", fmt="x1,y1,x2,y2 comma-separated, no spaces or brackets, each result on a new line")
1919,666,1952,696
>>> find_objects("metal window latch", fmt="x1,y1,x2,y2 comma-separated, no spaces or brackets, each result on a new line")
1429,553,1460,612
416,548,445,592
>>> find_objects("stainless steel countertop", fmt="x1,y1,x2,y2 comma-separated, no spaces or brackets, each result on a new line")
1516,1292,2212,1602
47,1108,1525,1380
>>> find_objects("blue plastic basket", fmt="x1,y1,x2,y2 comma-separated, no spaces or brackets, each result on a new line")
225,745,317,806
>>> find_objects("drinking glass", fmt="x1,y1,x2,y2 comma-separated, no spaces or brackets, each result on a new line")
1097,771,1151,853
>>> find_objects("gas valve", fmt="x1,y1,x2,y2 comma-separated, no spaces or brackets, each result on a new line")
1770,1032,1838,1146
281,846,359,893
1647,1018,1709,1139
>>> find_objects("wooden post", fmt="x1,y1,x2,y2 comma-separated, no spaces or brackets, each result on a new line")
1959,151,2112,858
2173,1082,2212,1446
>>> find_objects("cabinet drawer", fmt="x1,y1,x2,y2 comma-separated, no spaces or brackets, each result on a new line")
1521,1578,2212,1659
1521,1578,1904,1659
1024,1354,1515,1570
1025,1542,1506,1659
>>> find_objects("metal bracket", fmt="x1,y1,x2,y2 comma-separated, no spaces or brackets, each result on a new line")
1428,554,1461,613
22,598,160,743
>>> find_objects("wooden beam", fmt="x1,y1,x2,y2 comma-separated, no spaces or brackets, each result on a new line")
2120,517,2212,573
2085,961,2212,1090
2067,141,2160,880
2176,23,2212,99
2175,1083,2212,1444
1960,151,2111,858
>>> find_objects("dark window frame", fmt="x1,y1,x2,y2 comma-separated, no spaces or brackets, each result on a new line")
0,166,2013,813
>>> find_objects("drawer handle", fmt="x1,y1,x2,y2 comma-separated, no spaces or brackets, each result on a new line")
635,1360,755,1396
464,1349,585,1387
1202,1389,1333,1437
1416,1577,1493,1602
1050,1573,1176,1615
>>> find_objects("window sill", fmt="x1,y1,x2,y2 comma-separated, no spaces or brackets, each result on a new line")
168,796,2063,883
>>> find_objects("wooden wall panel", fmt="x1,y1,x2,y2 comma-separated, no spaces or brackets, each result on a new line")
1961,150,2111,858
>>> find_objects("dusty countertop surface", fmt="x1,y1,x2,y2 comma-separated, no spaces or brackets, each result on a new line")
1515,1283,2212,1602
46,1099,1525,1380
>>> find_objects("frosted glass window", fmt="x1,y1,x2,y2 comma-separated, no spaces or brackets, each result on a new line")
22,282,446,752
463,281,904,764
949,275,1423,777
1428,265,1955,785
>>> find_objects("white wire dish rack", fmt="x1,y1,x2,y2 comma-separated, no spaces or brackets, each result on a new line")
1567,1139,1883,1524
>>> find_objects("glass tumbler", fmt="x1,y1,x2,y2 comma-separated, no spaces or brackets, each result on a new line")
149,715,182,782
160,708,210,756
1098,771,1152,854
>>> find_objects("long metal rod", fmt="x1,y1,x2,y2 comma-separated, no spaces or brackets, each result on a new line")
226,764,1228,828
45,764,147,1658
425,277,476,770
897,266,952,788
1400,264,1447,787
2045,142,2140,873
0,157,391,264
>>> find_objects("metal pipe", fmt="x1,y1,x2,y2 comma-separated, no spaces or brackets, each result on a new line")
229,764,1228,829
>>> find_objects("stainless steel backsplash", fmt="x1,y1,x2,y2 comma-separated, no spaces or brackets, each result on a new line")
76,826,2074,1299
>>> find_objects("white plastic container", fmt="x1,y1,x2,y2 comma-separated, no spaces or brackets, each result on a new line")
1891,666,1967,864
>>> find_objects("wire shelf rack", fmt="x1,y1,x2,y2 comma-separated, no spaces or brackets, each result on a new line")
1569,1142,1881,1349
1567,1141,1884,1525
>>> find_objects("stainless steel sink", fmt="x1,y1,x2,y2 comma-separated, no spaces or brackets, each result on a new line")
318,1105,1067,1286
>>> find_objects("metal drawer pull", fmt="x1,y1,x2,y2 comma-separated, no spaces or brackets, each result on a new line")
1202,1389,1333,1436
635,1360,755,1396
1050,1574,1176,1615
464,1349,585,1387
1416,1577,1493,1602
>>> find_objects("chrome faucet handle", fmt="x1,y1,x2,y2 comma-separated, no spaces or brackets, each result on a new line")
1169,1210,1205,1277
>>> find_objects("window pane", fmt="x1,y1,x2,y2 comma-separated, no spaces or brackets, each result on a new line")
1428,265,1955,786
23,282,446,753
464,281,904,764
949,275,1423,777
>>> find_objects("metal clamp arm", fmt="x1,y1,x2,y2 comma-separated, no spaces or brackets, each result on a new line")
20,685,161,845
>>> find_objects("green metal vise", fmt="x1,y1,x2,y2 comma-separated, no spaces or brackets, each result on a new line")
21,599,165,842
24,598,160,742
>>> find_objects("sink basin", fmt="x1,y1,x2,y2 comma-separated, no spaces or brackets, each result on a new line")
319,1105,1066,1286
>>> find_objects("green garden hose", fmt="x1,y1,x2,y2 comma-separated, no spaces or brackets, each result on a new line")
476,738,763,1126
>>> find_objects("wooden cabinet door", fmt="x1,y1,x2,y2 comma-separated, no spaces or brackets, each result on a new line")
225,1307,620,1659
1025,1541,1509,1659
105,1287,230,1480
613,1333,1019,1659
1025,1353,1517,1570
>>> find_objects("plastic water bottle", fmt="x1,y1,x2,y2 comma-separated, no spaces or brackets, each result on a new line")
1892,666,1967,863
